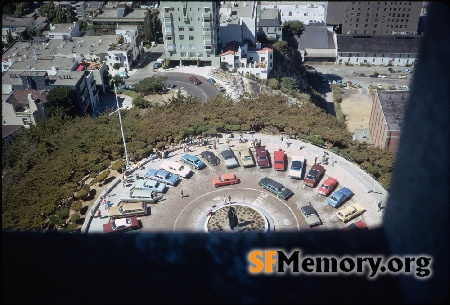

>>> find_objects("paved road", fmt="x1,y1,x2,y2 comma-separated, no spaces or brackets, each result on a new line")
87,133,387,234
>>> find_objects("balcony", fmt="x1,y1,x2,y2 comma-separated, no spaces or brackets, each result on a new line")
164,26,173,35
167,44,175,52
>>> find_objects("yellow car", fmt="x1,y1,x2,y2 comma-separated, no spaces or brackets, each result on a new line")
336,203,365,222
237,146,255,168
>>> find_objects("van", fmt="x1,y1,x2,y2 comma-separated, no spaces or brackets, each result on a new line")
108,202,148,219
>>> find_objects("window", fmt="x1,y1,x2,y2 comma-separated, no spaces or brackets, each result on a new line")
197,52,203,57
189,44,195,49
167,36,172,40
180,52,186,57
189,27,194,31
180,44,186,49
179,35,184,40
179,26,184,31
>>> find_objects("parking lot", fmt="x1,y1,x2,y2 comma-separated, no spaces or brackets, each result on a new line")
87,133,387,233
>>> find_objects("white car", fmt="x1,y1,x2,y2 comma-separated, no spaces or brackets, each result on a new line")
159,160,192,178
288,156,306,179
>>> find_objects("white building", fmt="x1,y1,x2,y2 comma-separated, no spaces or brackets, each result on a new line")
220,41,273,79
106,25,141,73
259,1,326,24
2,90,48,127
45,22,81,40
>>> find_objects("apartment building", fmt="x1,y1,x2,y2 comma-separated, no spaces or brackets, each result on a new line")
106,25,142,71
2,16,37,44
259,1,326,24
160,1,221,67
325,1,423,35
2,89,48,127
220,41,273,79
369,90,409,153
44,22,81,40
92,5,147,35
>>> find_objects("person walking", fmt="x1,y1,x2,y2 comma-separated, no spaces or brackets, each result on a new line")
281,135,284,142
228,195,231,204
181,190,184,198
97,210,102,218
224,196,227,205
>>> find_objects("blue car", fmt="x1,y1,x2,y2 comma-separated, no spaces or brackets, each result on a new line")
133,179,167,193
207,78,216,85
326,187,354,208
181,154,205,169
144,168,179,186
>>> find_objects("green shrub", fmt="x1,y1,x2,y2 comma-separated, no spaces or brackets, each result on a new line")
378,172,392,189
90,178,98,185
112,160,125,171
97,170,110,182
220,62,227,70
202,128,217,137
90,163,105,173
224,124,241,131
82,184,91,192
48,215,65,226
71,201,82,212
155,141,166,150
56,207,70,219
184,127,195,136
366,165,380,177
75,189,89,199
145,44,151,48
66,223,79,232
71,213,80,223
305,135,325,146
89,172,97,178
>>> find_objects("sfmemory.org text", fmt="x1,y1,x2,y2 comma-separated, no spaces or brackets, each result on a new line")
248,249,432,279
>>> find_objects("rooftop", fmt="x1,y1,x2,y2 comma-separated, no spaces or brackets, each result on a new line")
378,91,410,131
49,23,78,32
297,24,335,49
92,8,147,20
5,89,49,106
337,35,423,54
2,16,34,27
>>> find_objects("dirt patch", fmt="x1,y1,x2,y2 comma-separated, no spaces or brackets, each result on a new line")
144,91,180,105
340,90,374,132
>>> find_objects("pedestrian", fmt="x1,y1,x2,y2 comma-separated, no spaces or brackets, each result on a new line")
97,210,102,218
228,195,231,204
281,135,284,142
181,190,184,198
224,196,227,205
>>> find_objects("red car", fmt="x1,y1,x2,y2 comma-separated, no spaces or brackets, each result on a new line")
212,173,239,187
341,220,368,231
102,216,140,233
303,164,325,187
273,149,285,171
318,177,338,196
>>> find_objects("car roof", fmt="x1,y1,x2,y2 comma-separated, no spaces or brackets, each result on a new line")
301,205,317,215
260,177,283,189
324,177,337,184
273,150,284,159
291,155,305,161
311,164,324,171
221,173,236,179
255,146,267,154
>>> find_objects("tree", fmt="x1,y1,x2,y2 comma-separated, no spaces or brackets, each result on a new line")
6,30,14,45
133,76,166,94
283,21,305,37
46,86,79,117
77,20,87,35
268,78,280,90
39,2,55,19
280,77,298,90
113,63,120,71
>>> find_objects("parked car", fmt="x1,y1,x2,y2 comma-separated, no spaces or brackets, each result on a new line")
258,177,293,200
378,75,387,78
218,144,239,169
327,187,354,208
181,154,205,169
341,220,368,231
189,75,201,85
303,164,325,187
299,205,322,227
288,155,305,179
215,84,226,92
318,177,338,196
207,78,216,85
120,85,134,90
103,216,140,233
336,203,365,222
133,179,167,193
153,62,162,69
212,173,239,187
117,71,128,79
144,168,180,186
377,84,383,89
273,149,286,171
200,151,220,166
255,146,270,168
237,146,255,168
108,202,148,219
120,189,163,203
159,160,192,178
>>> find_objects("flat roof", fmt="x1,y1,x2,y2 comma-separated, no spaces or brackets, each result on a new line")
378,91,410,131
337,35,423,54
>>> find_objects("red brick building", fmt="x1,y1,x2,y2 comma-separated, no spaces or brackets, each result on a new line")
369,90,409,153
